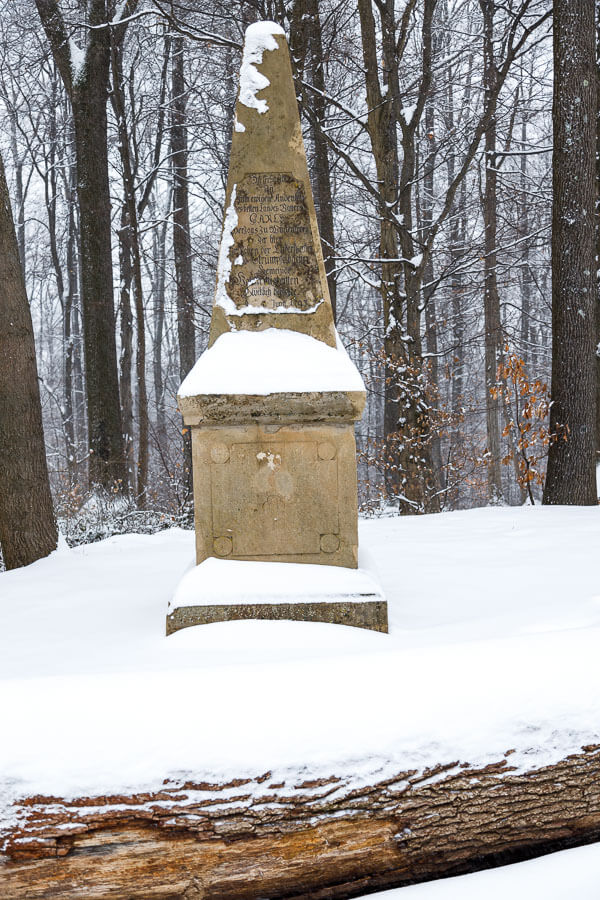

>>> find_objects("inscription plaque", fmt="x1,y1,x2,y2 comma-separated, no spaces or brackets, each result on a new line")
228,173,322,312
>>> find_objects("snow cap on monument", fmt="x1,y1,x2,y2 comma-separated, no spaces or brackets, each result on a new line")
209,21,336,347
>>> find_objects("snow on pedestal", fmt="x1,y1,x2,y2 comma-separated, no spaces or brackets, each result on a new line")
178,328,365,398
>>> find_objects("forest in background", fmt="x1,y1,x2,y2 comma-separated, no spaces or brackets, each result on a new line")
0,0,597,556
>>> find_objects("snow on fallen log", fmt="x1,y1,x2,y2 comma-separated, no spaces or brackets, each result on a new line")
2,745,600,898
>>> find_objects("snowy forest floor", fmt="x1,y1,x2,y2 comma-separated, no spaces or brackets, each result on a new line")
364,840,600,898
1,505,600,895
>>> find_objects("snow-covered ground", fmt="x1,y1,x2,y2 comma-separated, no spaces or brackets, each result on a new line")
1,505,600,890
368,841,600,898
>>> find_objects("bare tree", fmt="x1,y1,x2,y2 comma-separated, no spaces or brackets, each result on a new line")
288,0,338,317
543,0,597,504
111,28,149,502
0,151,57,569
480,0,504,502
34,0,129,491
596,0,600,464
171,33,195,505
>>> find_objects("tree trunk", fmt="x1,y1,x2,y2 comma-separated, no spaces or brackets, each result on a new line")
34,0,126,493
111,40,149,504
421,95,444,500
394,0,438,514
360,0,438,514
596,0,600,464
152,204,169,466
7,103,26,276
543,0,597,505
118,202,135,491
3,746,600,898
0,151,58,570
357,0,406,507
62,135,87,477
446,58,469,503
481,0,504,504
307,0,337,320
171,34,195,506
63,268,76,482
45,70,77,484
72,63,126,490
519,115,533,368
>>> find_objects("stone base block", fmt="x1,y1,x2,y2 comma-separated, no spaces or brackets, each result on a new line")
167,600,387,634
166,557,388,635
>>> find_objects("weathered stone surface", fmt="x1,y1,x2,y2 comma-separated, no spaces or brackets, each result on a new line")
209,23,336,347
226,173,321,312
167,601,388,635
191,423,360,568
178,390,366,426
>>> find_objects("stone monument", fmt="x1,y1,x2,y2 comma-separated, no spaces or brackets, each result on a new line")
167,21,387,635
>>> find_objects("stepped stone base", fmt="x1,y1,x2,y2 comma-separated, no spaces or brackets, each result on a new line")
166,556,388,635
167,600,388,634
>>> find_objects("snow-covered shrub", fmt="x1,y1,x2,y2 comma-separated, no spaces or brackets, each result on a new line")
56,488,193,548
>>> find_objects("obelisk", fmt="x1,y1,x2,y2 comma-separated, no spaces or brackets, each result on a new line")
209,22,336,348
167,22,387,634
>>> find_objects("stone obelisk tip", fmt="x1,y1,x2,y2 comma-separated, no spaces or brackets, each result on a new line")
208,20,336,347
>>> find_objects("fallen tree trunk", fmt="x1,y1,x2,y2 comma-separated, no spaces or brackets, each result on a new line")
3,745,600,899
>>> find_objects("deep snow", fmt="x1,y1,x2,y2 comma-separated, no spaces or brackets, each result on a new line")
1,506,600,867
169,554,383,609
368,841,600,898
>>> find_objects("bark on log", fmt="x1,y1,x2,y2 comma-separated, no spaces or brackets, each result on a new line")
2,746,600,899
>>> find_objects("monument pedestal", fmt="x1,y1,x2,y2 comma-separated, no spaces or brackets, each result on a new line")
167,21,388,634
177,328,367,570
168,329,387,633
